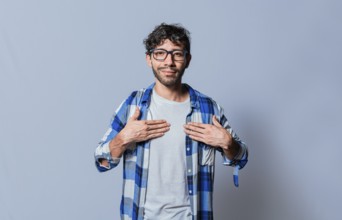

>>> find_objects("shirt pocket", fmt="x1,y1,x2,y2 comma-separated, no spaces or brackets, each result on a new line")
199,143,215,166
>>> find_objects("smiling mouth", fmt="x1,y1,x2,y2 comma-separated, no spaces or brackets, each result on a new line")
159,66,177,71
163,70,176,73
159,69,176,75
163,72,177,78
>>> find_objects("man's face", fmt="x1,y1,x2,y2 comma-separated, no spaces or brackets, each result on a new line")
146,39,191,88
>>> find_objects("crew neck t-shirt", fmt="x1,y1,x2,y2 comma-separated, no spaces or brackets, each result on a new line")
143,90,192,220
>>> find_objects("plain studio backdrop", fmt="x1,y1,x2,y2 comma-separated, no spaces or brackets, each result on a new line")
0,0,341,219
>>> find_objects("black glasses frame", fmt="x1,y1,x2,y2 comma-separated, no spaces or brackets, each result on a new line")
148,49,188,61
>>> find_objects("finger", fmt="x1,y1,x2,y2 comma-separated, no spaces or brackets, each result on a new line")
147,123,170,131
185,122,208,130
183,124,205,134
145,119,168,125
212,115,222,127
184,127,205,138
188,134,205,143
147,132,167,140
129,107,140,121
147,126,170,134
183,126,192,135
186,122,207,129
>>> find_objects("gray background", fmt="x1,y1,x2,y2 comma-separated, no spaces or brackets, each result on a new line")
1,0,341,219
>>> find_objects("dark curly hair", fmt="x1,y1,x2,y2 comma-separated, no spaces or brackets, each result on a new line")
143,23,191,54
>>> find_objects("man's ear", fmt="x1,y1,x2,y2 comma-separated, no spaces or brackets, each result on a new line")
146,54,152,67
185,54,192,68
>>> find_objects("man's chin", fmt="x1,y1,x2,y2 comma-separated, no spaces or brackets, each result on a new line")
161,81,177,87
157,78,180,87
153,70,183,87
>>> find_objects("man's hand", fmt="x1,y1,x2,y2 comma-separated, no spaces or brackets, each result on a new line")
184,115,231,149
120,107,170,144
183,115,240,160
108,107,170,160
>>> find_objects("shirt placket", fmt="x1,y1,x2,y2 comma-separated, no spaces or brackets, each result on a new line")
186,104,200,218
137,99,152,219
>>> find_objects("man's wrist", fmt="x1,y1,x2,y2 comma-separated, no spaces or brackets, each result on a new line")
221,131,233,150
222,138,241,160
109,133,128,158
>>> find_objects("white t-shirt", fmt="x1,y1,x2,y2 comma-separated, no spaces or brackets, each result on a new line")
143,90,192,220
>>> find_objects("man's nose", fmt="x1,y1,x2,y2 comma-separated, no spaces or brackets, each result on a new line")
163,53,175,65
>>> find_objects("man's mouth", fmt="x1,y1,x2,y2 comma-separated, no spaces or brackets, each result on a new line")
159,68,177,75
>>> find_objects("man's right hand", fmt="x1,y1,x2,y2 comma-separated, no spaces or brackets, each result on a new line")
108,107,170,159
120,107,170,144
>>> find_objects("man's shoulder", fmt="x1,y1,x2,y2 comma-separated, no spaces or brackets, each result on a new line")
192,88,212,100
124,84,154,105
187,84,219,106
187,85,224,118
127,88,146,99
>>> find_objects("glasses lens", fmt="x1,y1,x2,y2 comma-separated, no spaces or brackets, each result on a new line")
172,51,185,61
152,50,167,61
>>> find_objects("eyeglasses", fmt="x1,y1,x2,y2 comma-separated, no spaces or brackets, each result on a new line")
149,49,188,61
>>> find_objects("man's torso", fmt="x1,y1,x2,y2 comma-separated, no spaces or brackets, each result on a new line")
143,89,192,219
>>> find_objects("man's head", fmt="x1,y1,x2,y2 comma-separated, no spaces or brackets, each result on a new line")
144,23,192,88
143,23,191,55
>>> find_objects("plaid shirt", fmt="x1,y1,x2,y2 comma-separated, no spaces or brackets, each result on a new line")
95,83,248,220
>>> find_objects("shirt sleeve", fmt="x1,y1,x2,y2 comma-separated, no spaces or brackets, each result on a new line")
218,106,249,170
94,100,128,172
217,106,248,187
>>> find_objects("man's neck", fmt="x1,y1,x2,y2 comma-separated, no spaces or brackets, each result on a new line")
154,82,189,102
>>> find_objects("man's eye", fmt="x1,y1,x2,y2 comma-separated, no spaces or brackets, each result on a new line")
154,51,166,56
173,52,184,57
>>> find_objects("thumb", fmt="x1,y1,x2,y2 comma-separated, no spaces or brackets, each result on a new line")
129,107,140,121
212,115,222,127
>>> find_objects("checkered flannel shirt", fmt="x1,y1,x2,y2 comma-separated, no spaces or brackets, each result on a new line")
95,83,248,220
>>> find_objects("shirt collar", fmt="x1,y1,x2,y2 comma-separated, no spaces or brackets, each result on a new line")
184,83,200,109
140,83,155,107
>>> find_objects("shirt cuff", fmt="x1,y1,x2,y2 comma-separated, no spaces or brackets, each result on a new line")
96,142,121,170
222,144,247,168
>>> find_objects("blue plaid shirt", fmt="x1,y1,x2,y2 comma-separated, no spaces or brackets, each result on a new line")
95,83,248,220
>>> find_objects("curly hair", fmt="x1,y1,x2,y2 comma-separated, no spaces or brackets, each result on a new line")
143,23,191,54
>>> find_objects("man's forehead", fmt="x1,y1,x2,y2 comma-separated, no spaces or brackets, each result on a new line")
156,39,184,49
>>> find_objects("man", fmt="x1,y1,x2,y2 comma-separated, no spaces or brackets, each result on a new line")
95,23,248,220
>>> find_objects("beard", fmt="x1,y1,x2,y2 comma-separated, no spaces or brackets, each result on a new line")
152,66,185,87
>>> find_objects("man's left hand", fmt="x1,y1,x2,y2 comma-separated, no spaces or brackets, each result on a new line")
183,115,232,150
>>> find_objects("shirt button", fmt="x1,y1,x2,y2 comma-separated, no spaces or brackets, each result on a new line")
187,148,190,151
189,190,192,194
188,169,191,173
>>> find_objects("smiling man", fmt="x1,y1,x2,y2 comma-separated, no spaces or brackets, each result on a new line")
95,23,248,220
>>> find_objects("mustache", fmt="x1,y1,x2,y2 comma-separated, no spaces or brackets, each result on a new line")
157,67,178,71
